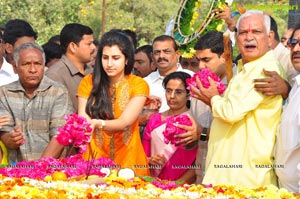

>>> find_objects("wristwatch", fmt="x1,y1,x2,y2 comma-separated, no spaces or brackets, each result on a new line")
200,127,208,141
99,119,106,130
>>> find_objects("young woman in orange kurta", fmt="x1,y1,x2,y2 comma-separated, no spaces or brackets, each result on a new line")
77,30,149,176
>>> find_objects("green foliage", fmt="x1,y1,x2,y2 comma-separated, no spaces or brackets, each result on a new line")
0,0,292,50
79,0,179,45
0,0,87,44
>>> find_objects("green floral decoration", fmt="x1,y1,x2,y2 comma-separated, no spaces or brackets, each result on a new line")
172,0,229,58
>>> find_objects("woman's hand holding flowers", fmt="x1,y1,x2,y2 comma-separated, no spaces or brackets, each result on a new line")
174,114,198,146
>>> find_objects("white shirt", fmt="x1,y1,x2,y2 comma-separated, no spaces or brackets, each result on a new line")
273,42,298,86
275,74,300,192
165,17,175,36
0,58,18,86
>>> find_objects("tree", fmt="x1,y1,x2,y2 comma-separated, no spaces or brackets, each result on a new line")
79,0,179,45
0,0,87,44
0,0,291,47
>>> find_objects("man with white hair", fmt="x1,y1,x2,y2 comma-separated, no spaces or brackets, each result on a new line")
190,10,285,188
0,43,74,163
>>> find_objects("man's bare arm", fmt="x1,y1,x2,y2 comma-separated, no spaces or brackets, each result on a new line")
41,137,64,158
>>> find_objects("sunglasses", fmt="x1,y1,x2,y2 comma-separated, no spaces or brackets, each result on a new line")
288,39,300,48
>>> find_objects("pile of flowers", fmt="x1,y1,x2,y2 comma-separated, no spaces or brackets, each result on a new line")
0,113,116,180
0,154,116,180
186,68,226,95
0,174,298,199
1,113,298,198
163,114,192,145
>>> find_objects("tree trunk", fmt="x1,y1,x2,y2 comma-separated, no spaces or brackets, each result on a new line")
101,0,106,36
288,0,300,28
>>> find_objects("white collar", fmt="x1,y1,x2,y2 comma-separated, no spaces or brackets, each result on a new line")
294,74,300,87
0,58,15,75
144,63,194,83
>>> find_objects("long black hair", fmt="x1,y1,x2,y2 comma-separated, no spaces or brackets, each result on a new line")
86,30,134,119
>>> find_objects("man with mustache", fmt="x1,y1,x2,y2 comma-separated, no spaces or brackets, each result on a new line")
144,35,188,112
144,36,209,137
0,43,73,164
143,35,209,182
275,24,300,193
190,10,285,188
144,35,210,129
46,23,96,112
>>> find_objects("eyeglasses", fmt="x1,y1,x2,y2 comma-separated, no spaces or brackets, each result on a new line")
288,39,300,48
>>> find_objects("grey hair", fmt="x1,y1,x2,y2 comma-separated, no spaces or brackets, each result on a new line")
13,42,46,66
236,10,271,35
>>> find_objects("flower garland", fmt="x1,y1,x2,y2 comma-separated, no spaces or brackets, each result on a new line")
172,0,232,58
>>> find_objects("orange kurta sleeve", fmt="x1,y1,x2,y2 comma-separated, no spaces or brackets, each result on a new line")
77,74,93,99
129,75,149,97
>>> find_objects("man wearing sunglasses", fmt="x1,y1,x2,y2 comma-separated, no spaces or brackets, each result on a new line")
275,24,300,193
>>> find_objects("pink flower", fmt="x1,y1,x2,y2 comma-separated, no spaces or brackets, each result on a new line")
163,114,192,145
56,113,92,153
186,68,226,94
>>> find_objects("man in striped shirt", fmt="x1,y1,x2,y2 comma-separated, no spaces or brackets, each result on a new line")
0,43,74,164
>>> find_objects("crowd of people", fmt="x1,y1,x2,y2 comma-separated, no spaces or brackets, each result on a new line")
0,4,300,194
